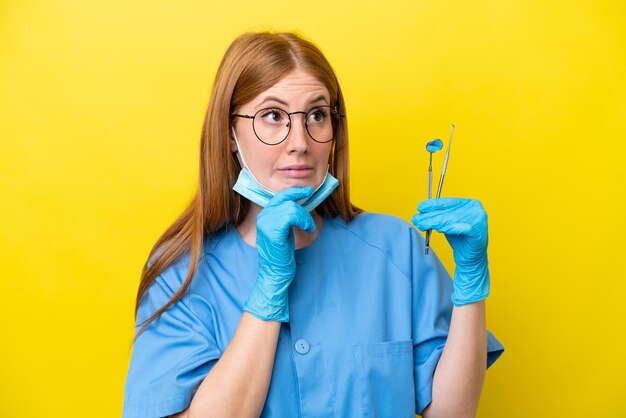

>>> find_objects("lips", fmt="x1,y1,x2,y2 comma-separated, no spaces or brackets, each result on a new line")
279,164,314,170
278,165,314,178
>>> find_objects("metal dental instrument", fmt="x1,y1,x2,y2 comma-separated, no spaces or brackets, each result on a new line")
425,124,455,255
426,138,443,202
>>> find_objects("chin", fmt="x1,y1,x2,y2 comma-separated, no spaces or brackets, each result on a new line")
281,179,316,189
272,177,321,192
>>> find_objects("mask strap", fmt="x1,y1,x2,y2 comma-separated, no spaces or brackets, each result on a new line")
231,126,247,168
231,126,277,195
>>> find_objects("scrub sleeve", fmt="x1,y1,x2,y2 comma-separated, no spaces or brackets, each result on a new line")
122,273,222,418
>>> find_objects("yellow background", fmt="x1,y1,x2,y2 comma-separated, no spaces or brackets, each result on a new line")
1,1,625,417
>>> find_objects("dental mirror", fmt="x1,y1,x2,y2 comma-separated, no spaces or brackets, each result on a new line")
426,139,443,201
426,139,443,153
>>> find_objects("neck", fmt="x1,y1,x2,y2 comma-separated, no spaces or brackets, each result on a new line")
236,203,323,250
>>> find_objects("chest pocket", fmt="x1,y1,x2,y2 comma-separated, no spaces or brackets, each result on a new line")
353,340,415,417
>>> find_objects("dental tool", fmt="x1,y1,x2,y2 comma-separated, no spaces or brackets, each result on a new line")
425,124,455,255
426,138,443,202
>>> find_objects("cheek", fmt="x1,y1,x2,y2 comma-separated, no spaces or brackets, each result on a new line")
247,144,280,172
319,144,333,162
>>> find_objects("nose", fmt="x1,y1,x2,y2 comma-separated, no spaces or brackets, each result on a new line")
285,113,311,153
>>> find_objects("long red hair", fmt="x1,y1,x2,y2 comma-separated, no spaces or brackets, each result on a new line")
131,31,362,347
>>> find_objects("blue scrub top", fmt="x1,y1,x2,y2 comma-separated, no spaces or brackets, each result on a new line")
123,212,504,417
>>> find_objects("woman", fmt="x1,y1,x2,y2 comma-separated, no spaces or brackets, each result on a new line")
123,31,504,418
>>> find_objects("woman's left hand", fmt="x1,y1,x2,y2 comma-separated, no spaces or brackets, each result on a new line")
411,197,491,306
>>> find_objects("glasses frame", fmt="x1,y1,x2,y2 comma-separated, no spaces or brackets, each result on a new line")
231,104,346,146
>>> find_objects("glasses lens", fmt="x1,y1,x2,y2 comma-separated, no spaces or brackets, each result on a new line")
253,108,290,145
306,106,335,143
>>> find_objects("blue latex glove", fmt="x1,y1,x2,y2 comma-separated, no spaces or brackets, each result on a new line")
411,197,490,306
243,186,316,322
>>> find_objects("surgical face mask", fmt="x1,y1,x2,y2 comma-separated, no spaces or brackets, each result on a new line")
230,127,339,212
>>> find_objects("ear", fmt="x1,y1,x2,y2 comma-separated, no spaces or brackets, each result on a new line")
229,127,238,152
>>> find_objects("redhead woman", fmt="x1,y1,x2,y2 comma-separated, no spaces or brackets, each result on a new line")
122,31,504,418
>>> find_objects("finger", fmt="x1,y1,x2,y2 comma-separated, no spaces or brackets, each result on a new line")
266,200,316,235
289,204,316,234
417,197,470,213
437,222,472,235
412,213,471,235
268,186,314,207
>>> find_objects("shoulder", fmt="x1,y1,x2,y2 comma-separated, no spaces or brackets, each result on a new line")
146,227,232,293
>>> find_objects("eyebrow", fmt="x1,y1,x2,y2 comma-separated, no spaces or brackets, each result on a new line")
257,94,329,108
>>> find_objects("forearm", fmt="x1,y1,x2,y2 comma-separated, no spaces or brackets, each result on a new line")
422,300,487,418
178,311,281,418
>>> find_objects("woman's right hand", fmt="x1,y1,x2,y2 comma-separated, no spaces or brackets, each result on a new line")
243,186,316,322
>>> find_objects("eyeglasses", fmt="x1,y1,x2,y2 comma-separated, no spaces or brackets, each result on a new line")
231,105,345,146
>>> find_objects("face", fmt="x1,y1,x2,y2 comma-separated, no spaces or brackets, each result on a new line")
230,69,334,192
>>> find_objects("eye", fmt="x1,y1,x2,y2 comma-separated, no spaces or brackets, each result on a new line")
308,107,328,124
259,108,286,124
